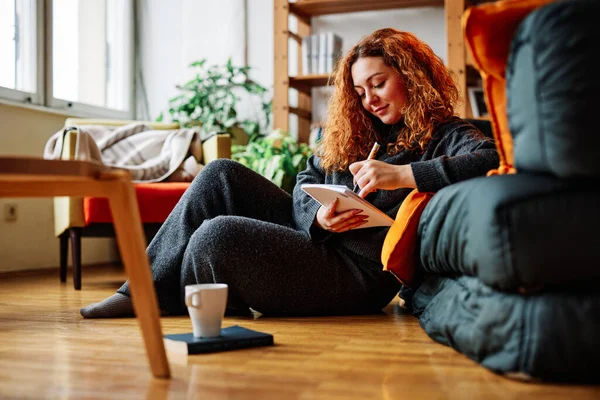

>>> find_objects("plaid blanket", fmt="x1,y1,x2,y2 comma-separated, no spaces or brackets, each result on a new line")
44,123,202,182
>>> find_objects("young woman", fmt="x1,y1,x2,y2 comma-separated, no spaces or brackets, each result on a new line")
81,28,498,318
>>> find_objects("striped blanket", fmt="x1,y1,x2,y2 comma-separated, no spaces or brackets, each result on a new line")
44,123,202,182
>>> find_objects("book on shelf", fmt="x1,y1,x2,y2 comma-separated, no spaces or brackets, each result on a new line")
310,33,320,75
318,33,328,75
302,35,311,76
302,32,343,76
163,325,274,354
301,184,394,229
309,123,323,148
325,32,343,74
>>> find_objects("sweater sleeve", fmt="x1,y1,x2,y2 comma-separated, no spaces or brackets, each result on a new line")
410,122,499,193
292,154,327,237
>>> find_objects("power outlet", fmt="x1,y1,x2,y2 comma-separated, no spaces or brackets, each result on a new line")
4,203,18,222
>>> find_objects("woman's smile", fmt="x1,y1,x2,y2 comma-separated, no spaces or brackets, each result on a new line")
374,105,389,115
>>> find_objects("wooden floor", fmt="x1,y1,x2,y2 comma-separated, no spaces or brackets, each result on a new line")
1,265,599,399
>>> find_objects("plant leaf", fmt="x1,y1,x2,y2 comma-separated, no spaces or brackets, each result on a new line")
190,59,206,68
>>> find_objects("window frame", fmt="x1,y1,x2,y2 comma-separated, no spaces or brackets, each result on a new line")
0,0,135,119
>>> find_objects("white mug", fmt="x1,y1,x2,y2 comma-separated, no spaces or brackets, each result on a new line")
184,283,228,338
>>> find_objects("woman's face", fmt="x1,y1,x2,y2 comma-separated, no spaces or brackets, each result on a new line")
351,56,407,125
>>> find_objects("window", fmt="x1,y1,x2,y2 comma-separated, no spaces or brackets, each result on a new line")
0,0,40,103
0,0,134,118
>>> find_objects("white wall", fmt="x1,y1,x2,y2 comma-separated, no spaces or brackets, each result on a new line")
135,0,184,120
140,1,445,138
137,0,247,121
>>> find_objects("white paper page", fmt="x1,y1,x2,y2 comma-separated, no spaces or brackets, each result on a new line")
301,184,394,229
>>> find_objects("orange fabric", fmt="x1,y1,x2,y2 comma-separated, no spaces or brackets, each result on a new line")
381,190,434,288
84,182,190,224
463,0,555,175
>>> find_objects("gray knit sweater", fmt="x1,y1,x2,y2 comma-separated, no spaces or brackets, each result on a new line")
292,118,499,265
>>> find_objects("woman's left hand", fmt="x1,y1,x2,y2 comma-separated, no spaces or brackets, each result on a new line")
349,160,416,198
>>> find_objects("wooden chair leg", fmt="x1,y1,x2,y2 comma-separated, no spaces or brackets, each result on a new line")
105,175,170,379
69,227,82,290
59,232,68,283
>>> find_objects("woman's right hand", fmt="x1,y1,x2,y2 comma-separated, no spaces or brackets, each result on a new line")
314,198,368,233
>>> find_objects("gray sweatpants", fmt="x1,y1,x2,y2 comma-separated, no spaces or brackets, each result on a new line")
119,159,400,316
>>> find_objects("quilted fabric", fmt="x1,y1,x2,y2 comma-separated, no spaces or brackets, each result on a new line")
508,0,600,177
412,275,600,382
419,173,600,291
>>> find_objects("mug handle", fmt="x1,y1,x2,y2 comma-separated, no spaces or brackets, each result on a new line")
185,292,201,308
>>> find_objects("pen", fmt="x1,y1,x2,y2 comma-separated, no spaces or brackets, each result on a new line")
353,142,380,193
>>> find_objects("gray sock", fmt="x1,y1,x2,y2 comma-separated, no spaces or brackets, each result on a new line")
80,293,134,318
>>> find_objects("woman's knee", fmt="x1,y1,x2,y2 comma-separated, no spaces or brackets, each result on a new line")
197,159,244,181
186,217,241,262
188,159,246,192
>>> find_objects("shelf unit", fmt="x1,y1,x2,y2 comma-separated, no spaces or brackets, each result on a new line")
273,0,473,143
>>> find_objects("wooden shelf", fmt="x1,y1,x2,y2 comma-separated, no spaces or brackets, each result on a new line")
289,0,444,20
289,75,332,93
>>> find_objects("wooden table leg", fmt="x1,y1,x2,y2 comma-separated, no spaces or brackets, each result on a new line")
105,175,170,379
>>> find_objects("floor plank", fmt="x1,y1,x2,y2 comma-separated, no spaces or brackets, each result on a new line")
0,264,598,399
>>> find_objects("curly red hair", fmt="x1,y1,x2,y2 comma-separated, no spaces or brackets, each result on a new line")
318,28,459,172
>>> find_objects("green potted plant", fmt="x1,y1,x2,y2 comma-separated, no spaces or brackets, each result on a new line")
232,129,313,194
158,58,271,146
